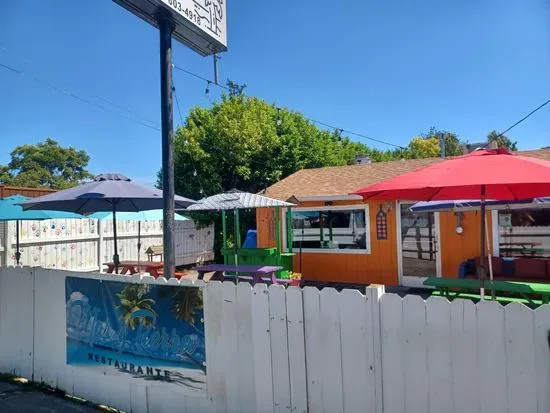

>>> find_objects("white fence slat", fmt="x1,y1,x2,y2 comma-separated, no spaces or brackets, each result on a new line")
380,293,405,413
303,287,323,413
33,268,66,388
269,284,292,413
402,295,429,413
285,286,308,413
365,285,384,413
534,305,550,413
236,283,256,413
450,299,479,413
425,296,453,413
204,281,227,412
0,267,34,379
339,289,372,413
251,284,275,413
504,303,537,413
319,288,344,413
477,300,507,413
222,282,239,413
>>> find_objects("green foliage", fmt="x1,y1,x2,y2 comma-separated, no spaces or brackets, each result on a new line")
405,127,464,159
163,95,396,200
487,130,518,151
0,138,93,189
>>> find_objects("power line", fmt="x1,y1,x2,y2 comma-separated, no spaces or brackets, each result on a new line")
173,63,406,150
0,60,161,132
494,98,550,139
172,80,206,195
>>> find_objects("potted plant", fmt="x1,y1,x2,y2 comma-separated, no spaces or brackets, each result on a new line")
289,272,302,287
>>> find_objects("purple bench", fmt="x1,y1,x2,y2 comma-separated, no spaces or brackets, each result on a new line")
195,264,287,285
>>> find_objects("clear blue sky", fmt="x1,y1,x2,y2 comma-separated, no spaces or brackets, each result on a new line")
1,0,549,185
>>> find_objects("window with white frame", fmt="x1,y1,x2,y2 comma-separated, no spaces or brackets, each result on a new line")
289,206,370,253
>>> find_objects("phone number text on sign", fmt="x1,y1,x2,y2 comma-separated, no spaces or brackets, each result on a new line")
160,0,225,41
166,0,201,25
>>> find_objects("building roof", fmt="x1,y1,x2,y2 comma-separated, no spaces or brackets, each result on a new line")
264,148,550,201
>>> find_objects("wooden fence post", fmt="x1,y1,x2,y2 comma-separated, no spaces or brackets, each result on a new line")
366,284,385,413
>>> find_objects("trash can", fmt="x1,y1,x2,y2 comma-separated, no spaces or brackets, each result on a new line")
502,257,515,276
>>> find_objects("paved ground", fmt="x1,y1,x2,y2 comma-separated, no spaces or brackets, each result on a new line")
0,382,102,413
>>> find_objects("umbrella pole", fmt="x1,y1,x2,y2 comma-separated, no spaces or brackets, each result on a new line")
485,217,495,300
234,209,239,283
113,208,120,274
137,221,141,264
15,219,21,265
479,185,487,300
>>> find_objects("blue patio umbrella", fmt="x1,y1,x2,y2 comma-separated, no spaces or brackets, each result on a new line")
87,210,188,259
0,195,82,264
21,174,196,273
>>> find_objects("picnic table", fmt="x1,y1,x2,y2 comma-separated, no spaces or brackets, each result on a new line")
104,261,163,278
423,277,550,305
499,242,544,257
194,264,287,285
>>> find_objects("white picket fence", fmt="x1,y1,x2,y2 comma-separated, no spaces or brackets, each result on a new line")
0,218,214,270
0,266,549,413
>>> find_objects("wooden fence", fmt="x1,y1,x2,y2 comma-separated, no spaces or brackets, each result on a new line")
0,218,214,269
0,266,549,413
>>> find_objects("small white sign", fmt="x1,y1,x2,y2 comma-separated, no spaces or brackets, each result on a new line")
499,213,512,227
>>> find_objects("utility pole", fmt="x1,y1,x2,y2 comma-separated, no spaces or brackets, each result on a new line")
440,132,446,158
159,16,175,278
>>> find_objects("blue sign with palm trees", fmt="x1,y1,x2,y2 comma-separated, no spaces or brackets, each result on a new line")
66,277,206,391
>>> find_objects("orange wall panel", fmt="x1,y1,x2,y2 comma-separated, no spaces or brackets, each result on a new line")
439,210,493,277
258,200,399,285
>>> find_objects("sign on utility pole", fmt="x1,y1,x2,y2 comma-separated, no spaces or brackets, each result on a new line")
113,0,227,278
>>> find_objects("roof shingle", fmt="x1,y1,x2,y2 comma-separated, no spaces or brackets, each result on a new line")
265,149,550,200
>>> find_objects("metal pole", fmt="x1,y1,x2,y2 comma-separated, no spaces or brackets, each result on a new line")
15,219,21,265
479,185,486,300
440,132,446,158
222,210,227,264
159,16,175,279
113,208,119,274
137,221,141,262
213,54,219,85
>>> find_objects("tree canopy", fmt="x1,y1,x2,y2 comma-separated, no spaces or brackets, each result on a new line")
486,130,517,151
0,138,93,189
161,92,399,199
405,127,464,159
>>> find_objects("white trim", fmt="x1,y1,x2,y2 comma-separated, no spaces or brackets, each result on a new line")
290,249,371,255
435,212,442,276
396,201,404,285
288,194,363,202
491,210,499,257
283,204,371,254
397,201,441,287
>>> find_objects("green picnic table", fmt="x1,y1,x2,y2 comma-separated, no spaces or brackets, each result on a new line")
423,277,550,305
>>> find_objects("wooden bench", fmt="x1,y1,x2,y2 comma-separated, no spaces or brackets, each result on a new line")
423,277,550,306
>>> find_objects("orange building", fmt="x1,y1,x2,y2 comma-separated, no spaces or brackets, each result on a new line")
257,149,550,287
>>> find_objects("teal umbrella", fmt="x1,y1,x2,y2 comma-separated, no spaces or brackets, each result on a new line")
0,195,83,264
87,209,188,259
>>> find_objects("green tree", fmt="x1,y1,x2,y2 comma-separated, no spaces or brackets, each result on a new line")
0,138,93,189
487,130,517,151
406,127,464,158
160,91,391,199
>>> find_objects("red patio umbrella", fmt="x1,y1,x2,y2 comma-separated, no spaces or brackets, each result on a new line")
353,148,550,297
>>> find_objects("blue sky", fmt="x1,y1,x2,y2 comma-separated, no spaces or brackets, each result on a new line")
1,0,549,185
